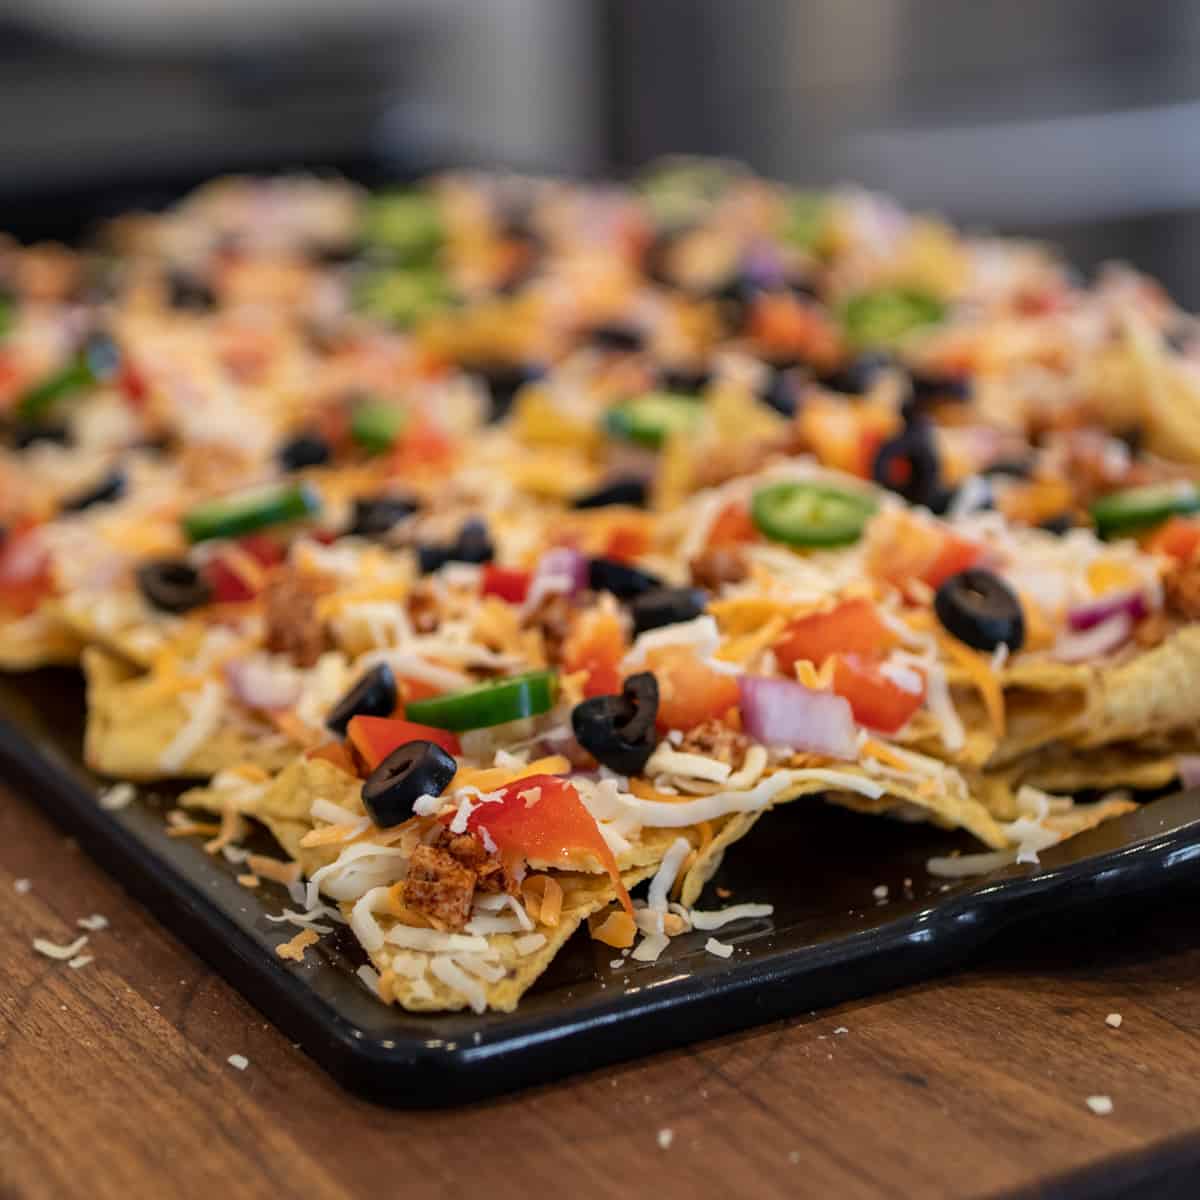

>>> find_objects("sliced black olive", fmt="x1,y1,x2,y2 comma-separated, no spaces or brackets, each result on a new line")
587,323,644,353
761,365,805,417
9,421,71,450
417,544,451,574
571,475,649,510
571,672,659,776
349,494,420,538
136,559,213,614
657,365,712,395
474,364,540,423
982,458,1034,479
909,371,971,407
588,557,664,599
818,352,891,396
277,431,331,471
166,268,217,311
629,586,707,636
417,519,495,574
872,421,942,508
61,467,126,513
1038,512,1075,536
362,739,458,828
452,518,494,564
326,663,398,736
934,568,1025,653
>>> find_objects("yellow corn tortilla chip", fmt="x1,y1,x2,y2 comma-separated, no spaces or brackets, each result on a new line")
773,770,1010,850
364,865,658,1014
1073,626,1200,749
0,609,83,669
57,596,172,669
82,646,297,781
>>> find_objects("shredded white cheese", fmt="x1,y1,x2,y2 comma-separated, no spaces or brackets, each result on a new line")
689,903,774,930
158,682,225,773
705,937,734,959
430,955,488,1013
32,934,89,961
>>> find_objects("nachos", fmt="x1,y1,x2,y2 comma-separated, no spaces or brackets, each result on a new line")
2,163,1200,1012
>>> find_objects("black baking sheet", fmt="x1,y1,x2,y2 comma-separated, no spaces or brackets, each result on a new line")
4,667,1200,1107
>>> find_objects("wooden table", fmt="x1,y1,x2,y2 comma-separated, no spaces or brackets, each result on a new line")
3,784,1199,1200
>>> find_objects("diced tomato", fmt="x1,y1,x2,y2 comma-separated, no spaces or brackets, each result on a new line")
390,413,455,472
831,654,924,734
800,395,898,479
314,405,352,456
237,533,285,567
747,294,843,371
920,531,983,589
306,740,359,775
866,511,982,593
399,676,443,704
1146,516,1200,563
481,564,531,605
118,362,148,407
450,774,631,915
0,525,53,615
602,517,653,562
206,557,255,604
772,598,897,674
205,533,286,604
640,645,741,732
347,715,460,769
563,609,629,698
706,501,759,549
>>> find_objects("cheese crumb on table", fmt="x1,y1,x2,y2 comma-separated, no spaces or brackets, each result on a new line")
833,1026,849,1035
77,914,109,931
227,1054,250,1071
705,937,734,959
657,1128,674,1150
872,884,889,901
1105,1013,1123,1028
1086,1095,1114,1115
14,878,31,895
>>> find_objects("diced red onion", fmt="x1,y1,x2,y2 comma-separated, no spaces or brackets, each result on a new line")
1052,612,1133,663
737,675,858,760
1178,755,1200,790
225,656,302,710
1066,589,1147,632
525,546,588,611
741,242,787,289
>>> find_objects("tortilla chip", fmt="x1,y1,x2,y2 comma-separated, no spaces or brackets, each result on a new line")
57,593,176,668
1073,626,1200,748
0,610,83,669
82,646,296,780
774,770,1010,850
364,865,658,1014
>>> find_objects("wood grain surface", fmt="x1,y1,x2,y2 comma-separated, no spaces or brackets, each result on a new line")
3,783,1200,1200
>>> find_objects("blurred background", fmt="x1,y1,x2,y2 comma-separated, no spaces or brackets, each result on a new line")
4,0,1200,303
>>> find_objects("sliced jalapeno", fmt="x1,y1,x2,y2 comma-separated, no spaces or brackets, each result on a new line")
404,670,557,732
1091,482,1200,539
751,480,877,548
604,392,703,448
841,289,945,348
351,401,407,454
182,482,320,543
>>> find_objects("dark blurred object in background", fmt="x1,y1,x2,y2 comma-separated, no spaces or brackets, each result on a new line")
5,0,1200,303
